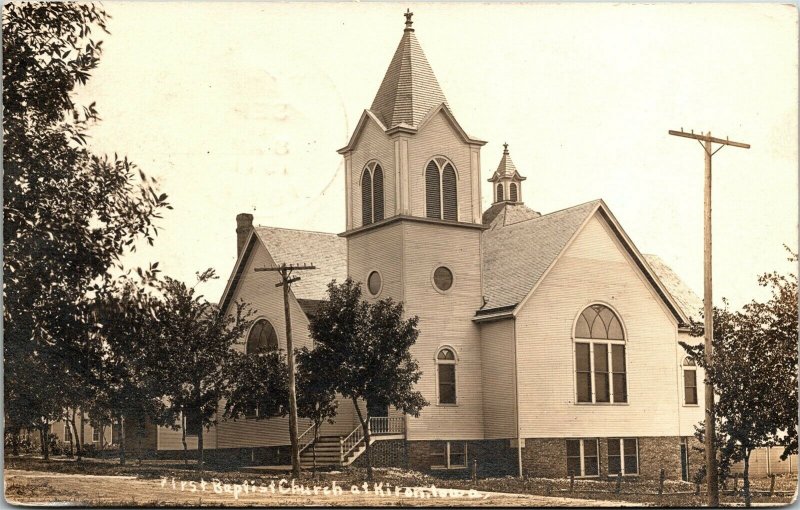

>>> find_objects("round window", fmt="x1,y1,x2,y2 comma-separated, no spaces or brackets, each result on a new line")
433,266,453,292
367,271,382,296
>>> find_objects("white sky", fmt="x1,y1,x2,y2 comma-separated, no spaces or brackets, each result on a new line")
76,2,798,308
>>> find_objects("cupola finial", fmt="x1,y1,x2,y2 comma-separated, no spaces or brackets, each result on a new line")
503,142,509,155
404,8,414,31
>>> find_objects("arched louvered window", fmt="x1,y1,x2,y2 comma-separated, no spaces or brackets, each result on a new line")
360,161,384,226
574,304,627,404
510,182,518,202
425,157,458,221
442,164,457,221
373,165,384,222
361,168,373,227
496,184,504,202
425,161,441,219
246,319,278,354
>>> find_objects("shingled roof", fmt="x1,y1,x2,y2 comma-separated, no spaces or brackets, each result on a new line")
253,227,347,302
369,23,448,129
644,254,703,322
481,200,601,312
488,146,526,182
482,202,542,229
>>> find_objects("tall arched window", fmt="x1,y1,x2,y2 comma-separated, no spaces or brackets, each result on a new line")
683,357,698,405
510,182,518,202
246,319,278,354
574,304,627,403
436,347,457,404
496,184,504,202
360,162,384,226
425,157,458,221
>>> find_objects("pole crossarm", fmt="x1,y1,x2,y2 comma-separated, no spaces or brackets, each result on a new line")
668,129,751,149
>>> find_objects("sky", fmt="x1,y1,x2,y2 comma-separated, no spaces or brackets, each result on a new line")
76,2,798,308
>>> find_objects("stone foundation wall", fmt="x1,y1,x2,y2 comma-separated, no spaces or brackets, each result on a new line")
522,436,686,480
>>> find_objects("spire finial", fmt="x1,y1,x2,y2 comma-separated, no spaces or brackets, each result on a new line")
404,8,414,31
503,142,509,155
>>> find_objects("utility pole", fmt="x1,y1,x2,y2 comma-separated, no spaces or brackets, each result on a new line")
254,262,316,479
668,129,750,507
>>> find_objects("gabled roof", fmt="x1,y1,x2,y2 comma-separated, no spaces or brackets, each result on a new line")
369,26,448,130
644,254,703,322
218,226,346,316
478,200,690,325
252,227,347,301
481,200,600,312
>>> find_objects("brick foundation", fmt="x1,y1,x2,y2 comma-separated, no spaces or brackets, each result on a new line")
407,440,516,477
522,436,687,480
352,440,406,469
152,445,289,469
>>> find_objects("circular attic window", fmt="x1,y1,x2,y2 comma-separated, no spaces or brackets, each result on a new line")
433,266,454,292
367,271,382,296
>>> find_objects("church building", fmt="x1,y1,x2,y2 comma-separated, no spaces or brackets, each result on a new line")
147,11,706,480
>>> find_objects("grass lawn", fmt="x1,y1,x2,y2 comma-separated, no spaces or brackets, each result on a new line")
4,455,797,507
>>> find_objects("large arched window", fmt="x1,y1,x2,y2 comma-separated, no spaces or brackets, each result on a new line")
574,304,627,403
436,347,457,405
510,182,518,202
361,161,384,226
683,357,698,405
496,184,504,202
246,319,278,354
425,157,458,221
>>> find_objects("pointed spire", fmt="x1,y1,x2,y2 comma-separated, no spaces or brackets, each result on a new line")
493,143,522,180
369,11,448,129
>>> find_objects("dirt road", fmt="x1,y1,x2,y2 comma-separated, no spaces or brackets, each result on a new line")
5,469,637,507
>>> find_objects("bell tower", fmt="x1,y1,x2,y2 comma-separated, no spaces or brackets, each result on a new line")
337,11,488,441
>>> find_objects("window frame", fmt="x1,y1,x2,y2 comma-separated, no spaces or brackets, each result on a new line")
64,423,72,443
572,303,629,405
496,183,504,202
423,156,459,222
367,270,383,297
360,160,384,226
510,182,518,202
607,438,640,476
430,441,468,470
435,346,458,406
566,439,600,478
245,318,279,355
92,427,100,443
431,265,455,294
682,357,698,406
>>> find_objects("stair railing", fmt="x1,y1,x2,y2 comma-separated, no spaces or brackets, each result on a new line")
340,423,365,463
369,416,404,435
297,423,316,455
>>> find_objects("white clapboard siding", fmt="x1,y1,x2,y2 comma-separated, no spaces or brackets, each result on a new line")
350,118,396,228
479,319,517,439
676,330,706,437
407,111,475,222
347,221,405,303
400,222,485,440
515,212,702,437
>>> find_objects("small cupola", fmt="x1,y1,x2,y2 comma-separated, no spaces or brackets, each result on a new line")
487,143,526,204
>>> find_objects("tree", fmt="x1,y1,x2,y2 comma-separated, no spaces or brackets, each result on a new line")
308,278,428,481
296,346,338,477
682,249,798,506
3,3,169,444
156,270,254,473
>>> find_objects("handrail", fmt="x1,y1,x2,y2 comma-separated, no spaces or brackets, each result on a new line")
369,416,404,435
340,424,365,462
297,423,316,454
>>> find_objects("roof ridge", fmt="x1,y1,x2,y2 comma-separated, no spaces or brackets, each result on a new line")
496,199,601,229
254,225,339,237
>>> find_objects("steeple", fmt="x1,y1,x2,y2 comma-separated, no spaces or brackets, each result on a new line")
369,10,448,129
488,143,526,204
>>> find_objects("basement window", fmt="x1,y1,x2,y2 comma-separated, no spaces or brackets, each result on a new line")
430,441,468,469
608,438,639,476
566,439,599,477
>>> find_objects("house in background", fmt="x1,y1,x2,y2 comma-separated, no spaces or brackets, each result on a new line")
141,11,707,480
